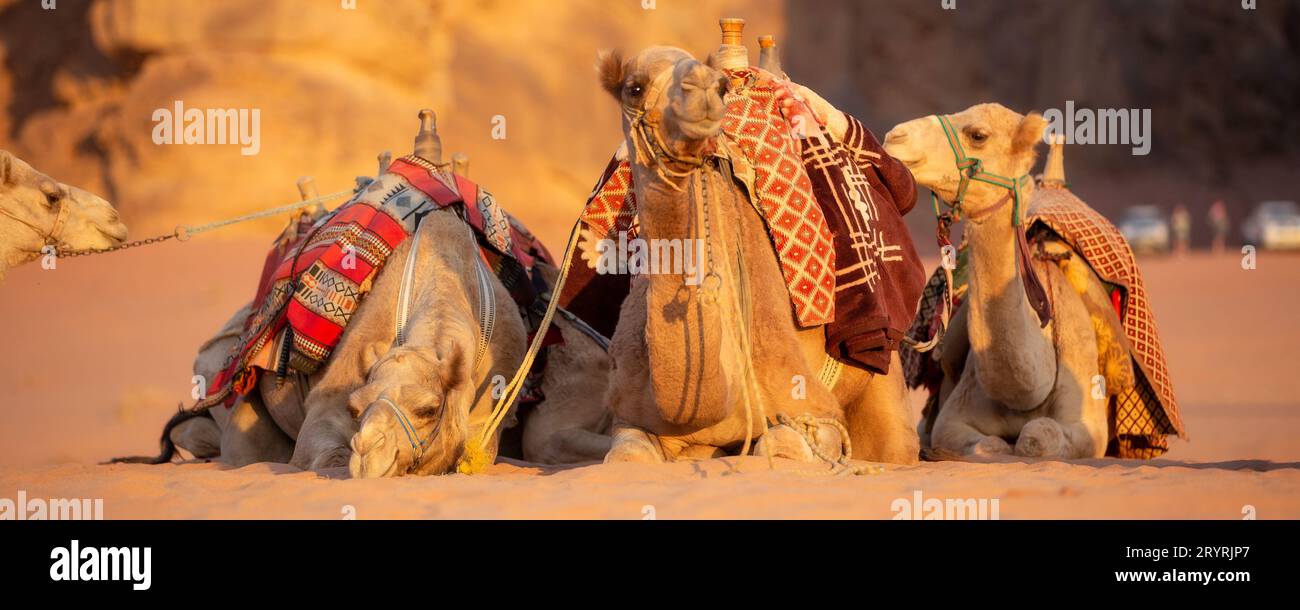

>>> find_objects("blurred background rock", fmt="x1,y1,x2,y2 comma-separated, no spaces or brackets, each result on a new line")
1,0,1296,252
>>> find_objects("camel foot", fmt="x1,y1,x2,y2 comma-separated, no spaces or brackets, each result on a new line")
604,427,664,464
1015,418,1066,458
969,435,1013,457
754,424,842,463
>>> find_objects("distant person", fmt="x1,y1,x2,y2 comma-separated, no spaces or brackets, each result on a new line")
1171,203,1192,256
1208,200,1230,254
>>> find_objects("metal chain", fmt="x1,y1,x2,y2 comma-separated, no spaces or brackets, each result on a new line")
53,188,356,258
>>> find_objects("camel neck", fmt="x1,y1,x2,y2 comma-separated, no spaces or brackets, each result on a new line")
961,184,1057,409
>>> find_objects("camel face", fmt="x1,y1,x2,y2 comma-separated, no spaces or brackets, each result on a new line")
348,347,469,477
883,104,1046,216
598,47,729,164
0,150,127,259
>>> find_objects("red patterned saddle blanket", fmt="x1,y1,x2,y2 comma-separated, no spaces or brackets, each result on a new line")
202,156,554,408
901,187,1185,458
559,67,924,374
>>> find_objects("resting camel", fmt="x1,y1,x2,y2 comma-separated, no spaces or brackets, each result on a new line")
883,103,1127,459
122,127,610,476
595,47,918,465
0,150,127,281
148,211,611,475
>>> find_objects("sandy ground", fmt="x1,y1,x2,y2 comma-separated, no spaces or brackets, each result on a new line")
1,240,1297,519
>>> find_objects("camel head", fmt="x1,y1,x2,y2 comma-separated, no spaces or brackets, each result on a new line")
0,150,127,277
598,46,729,171
883,104,1047,219
348,340,472,477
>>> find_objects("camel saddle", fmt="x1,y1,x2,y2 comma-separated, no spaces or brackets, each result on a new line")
901,187,1186,459
201,156,557,409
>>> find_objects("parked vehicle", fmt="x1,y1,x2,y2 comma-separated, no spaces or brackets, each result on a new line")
1118,205,1171,254
1242,200,1300,250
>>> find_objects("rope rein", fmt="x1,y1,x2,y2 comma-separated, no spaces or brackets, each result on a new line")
50,188,357,258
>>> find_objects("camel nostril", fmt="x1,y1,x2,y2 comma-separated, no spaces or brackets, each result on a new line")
884,130,908,145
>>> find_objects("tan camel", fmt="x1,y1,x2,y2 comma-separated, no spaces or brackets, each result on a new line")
0,150,127,280
883,103,1127,459
134,141,609,475
149,208,611,475
595,47,918,465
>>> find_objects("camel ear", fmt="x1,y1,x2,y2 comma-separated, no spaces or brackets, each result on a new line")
1012,113,1048,156
433,338,470,393
348,383,382,420
361,341,388,376
0,150,12,185
596,49,624,99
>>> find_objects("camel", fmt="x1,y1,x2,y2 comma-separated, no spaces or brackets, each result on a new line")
0,150,128,281
883,103,1130,459
595,47,918,465
121,121,610,475
147,209,611,475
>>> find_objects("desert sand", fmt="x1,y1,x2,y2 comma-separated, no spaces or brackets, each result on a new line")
1,240,1297,519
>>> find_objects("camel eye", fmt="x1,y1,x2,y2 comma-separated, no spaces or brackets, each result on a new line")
627,84,645,99
39,182,62,206
967,129,990,145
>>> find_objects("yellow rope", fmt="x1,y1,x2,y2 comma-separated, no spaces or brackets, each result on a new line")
458,217,584,474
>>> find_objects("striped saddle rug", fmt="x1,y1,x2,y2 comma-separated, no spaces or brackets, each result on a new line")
201,156,554,409
901,187,1185,458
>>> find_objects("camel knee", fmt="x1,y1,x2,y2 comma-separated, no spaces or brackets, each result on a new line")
170,415,221,459
931,419,1011,458
1014,417,1067,458
527,428,613,464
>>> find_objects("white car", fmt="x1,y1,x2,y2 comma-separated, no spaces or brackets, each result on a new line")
1118,205,1171,254
1242,201,1300,250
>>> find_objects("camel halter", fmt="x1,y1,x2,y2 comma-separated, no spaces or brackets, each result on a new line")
912,114,1050,353
624,86,858,472
624,67,713,192
0,193,72,252
363,218,498,473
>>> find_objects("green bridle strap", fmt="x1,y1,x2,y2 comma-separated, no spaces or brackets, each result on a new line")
935,114,1030,228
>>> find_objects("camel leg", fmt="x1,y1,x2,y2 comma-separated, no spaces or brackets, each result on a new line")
844,353,921,464
220,395,295,467
289,391,356,471
604,424,666,463
533,428,613,463
169,415,221,459
1015,277,1109,459
753,424,819,461
930,360,1014,458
